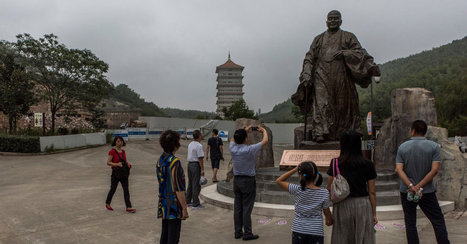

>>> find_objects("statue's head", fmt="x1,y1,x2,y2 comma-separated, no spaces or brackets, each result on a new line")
326,10,342,31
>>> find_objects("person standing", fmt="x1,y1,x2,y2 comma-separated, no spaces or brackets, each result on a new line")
157,130,188,244
276,161,333,244
105,136,135,213
326,130,377,244
395,120,450,244
230,125,268,241
186,130,205,209
206,129,224,182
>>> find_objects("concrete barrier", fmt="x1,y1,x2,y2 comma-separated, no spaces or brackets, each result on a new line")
40,133,106,152
128,128,147,140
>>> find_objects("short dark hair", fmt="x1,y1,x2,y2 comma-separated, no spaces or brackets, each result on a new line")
193,130,201,140
112,136,126,146
234,129,247,144
212,129,219,136
160,130,181,153
411,120,428,135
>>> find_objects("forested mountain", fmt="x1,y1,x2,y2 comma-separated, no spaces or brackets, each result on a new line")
258,99,300,123
108,84,165,116
359,36,467,135
261,36,467,135
161,108,216,119
107,84,216,119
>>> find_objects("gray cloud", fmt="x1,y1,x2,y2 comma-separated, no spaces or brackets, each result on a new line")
1,0,466,112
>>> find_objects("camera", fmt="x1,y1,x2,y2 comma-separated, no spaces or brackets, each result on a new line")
251,126,258,131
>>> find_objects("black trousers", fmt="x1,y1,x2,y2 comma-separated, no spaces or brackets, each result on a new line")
292,232,324,244
400,192,450,244
186,162,201,206
105,173,132,208
160,219,182,244
233,175,256,236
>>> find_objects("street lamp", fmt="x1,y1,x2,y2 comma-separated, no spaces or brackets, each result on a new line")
370,76,381,139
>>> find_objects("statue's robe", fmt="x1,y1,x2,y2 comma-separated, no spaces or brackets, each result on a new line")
292,29,380,141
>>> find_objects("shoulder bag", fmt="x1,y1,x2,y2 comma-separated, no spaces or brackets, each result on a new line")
330,158,350,203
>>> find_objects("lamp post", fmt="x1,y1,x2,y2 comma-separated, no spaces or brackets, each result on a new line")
370,76,380,139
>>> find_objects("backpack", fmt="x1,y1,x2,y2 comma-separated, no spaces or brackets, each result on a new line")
330,158,350,203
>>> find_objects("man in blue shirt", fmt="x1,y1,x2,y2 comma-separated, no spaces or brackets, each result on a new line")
230,125,268,241
395,120,450,244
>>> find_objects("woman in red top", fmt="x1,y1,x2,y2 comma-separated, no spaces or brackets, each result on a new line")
105,136,135,213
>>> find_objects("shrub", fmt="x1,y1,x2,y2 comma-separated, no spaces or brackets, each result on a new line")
58,127,68,135
71,128,79,134
17,128,43,137
0,134,40,153
106,133,113,144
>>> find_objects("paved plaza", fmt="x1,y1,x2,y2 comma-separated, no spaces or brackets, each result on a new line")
0,140,466,243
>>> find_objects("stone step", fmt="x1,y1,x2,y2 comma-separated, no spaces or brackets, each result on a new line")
376,170,398,181
256,168,398,182
201,184,455,220
218,181,402,205
376,190,401,205
254,180,399,193
376,181,400,191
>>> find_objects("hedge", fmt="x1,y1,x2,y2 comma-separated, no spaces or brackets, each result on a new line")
0,135,41,153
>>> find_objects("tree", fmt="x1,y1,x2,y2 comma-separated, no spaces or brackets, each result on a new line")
0,42,36,133
222,99,257,121
14,33,112,133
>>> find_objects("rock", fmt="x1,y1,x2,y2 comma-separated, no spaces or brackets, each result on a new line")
225,118,274,182
374,88,466,207
374,88,437,171
426,126,467,208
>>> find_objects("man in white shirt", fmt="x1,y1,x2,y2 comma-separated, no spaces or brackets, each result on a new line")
186,130,205,208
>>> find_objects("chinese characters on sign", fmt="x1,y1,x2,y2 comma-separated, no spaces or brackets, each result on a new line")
280,150,340,170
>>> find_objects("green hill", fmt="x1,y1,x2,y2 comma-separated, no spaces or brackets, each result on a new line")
108,84,165,116
161,107,216,119
261,36,467,135
107,84,217,119
259,99,300,123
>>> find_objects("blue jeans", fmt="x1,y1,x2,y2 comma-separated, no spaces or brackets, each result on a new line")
292,232,323,244
400,192,450,244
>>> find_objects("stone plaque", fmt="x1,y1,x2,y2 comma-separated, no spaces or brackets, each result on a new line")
279,150,340,170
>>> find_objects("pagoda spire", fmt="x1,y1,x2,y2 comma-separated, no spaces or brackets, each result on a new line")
228,51,231,60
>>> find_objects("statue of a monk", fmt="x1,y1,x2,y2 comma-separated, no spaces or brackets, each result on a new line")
292,10,381,142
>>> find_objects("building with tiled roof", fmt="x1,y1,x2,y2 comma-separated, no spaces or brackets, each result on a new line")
215,53,245,117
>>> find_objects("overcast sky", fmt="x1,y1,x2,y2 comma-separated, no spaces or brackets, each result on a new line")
1,0,466,113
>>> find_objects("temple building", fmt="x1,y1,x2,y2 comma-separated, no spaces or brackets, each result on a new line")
215,54,245,117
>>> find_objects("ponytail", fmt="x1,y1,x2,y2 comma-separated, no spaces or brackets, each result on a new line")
298,161,323,190
300,176,307,191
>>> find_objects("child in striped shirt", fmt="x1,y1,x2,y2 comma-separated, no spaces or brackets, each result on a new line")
276,161,333,244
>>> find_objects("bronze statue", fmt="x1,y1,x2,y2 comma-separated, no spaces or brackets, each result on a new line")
292,10,380,142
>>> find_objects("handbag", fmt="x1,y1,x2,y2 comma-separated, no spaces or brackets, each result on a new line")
113,149,130,179
330,158,350,203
